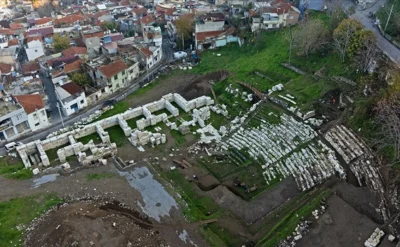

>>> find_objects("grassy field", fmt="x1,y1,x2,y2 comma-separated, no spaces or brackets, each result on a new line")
0,194,63,247
0,158,32,180
376,1,400,43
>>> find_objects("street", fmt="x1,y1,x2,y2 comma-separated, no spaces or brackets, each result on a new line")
0,39,175,154
341,0,400,64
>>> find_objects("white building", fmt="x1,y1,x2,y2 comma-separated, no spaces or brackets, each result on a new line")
26,39,45,61
139,46,162,69
55,81,87,116
14,94,50,132
142,26,162,47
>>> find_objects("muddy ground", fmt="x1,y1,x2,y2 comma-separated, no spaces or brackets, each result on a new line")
297,194,397,247
0,164,206,247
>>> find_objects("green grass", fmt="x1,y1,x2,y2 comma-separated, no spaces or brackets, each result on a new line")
170,129,187,146
98,101,129,121
376,1,400,43
106,125,128,147
86,172,115,181
200,226,227,247
256,190,331,247
76,133,101,144
165,170,221,221
45,143,69,163
0,159,32,180
0,194,63,247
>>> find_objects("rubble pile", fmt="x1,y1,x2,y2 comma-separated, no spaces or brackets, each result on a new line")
364,228,385,247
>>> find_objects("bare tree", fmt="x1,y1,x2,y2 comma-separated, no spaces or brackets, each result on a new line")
333,19,363,62
351,31,379,72
375,93,400,164
292,19,328,58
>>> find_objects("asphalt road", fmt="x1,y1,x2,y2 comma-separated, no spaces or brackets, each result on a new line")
1,39,175,154
341,0,400,64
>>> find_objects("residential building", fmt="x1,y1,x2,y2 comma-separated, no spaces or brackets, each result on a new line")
14,94,49,131
54,15,87,28
139,46,162,69
0,96,30,141
21,62,40,76
0,63,15,85
55,81,87,116
252,0,300,31
34,17,54,27
143,26,162,47
0,47,18,69
195,18,238,50
96,59,128,92
26,39,45,61
7,78,48,110
62,46,88,58
26,26,54,39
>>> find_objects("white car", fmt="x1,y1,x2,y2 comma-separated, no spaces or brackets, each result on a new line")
5,142,23,152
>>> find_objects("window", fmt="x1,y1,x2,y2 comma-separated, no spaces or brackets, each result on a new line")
290,16,294,20
114,74,118,80
33,113,38,120
122,71,125,76
80,99,84,104
16,114,22,120
35,49,38,52
41,110,45,116
35,122,40,126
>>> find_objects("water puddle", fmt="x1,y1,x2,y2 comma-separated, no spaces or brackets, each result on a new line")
119,166,178,222
31,174,59,189
178,230,197,246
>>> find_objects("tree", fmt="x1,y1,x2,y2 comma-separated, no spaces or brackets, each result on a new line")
53,34,70,51
101,21,117,32
252,31,265,52
374,92,400,164
70,72,91,86
333,19,363,62
175,14,194,49
292,19,328,58
348,30,379,72
326,1,346,32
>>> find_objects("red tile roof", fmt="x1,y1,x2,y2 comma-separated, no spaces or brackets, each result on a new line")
27,26,53,38
196,30,225,42
14,94,45,114
7,39,18,46
26,35,42,43
9,23,25,30
0,28,15,35
83,31,103,39
98,60,127,79
64,59,82,73
55,15,86,25
61,81,83,95
140,15,154,26
133,7,147,16
140,47,152,58
62,46,87,56
92,10,109,19
0,63,13,74
22,62,40,75
35,17,54,25
262,0,297,14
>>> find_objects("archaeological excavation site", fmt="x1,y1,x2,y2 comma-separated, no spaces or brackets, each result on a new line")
0,68,395,247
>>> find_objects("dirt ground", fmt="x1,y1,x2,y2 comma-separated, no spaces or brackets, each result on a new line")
297,195,397,247
0,164,206,247
25,201,167,247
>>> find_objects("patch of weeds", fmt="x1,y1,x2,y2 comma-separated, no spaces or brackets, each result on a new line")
86,172,115,181
0,194,63,247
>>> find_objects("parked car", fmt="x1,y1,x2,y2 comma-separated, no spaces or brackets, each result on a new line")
5,142,23,152
103,99,117,108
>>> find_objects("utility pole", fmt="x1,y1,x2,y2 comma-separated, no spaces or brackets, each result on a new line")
56,102,64,128
384,4,394,32
289,24,293,65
